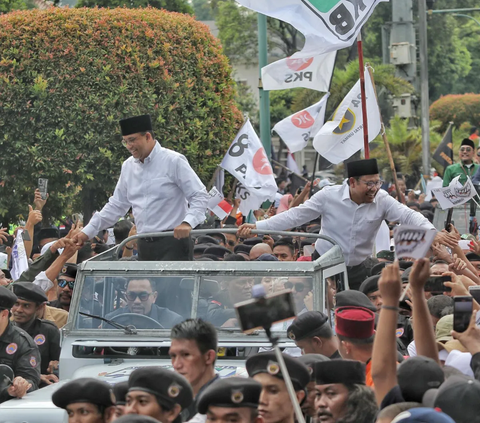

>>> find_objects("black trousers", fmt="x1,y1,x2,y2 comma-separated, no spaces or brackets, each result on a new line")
137,236,193,261
346,261,369,291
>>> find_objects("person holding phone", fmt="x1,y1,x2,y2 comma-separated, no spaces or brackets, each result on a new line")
239,159,445,290
74,114,209,261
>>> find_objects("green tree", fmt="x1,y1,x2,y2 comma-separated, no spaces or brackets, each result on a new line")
192,0,214,20
77,0,192,12
0,8,241,224
0,0,36,14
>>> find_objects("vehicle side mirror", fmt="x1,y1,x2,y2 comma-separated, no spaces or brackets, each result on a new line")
0,364,14,391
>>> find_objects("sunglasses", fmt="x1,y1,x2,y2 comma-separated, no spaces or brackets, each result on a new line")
58,279,75,290
460,147,473,152
285,282,305,292
126,291,153,302
227,240,235,247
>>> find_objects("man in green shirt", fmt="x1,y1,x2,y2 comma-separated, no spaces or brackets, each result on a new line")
443,138,478,186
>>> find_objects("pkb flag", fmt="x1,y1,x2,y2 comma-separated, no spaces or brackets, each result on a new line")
235,0,387,58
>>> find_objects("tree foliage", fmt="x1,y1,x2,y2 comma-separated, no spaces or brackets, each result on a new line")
0,7,242,224
430,94,480,131
77,0,192,12
191,0,214,20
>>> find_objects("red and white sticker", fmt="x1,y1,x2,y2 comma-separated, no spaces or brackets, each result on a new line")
34,334,46,346
6,343,17,355
30,356,37,367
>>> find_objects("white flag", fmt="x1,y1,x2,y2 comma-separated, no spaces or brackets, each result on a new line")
431,176,477,210
286,152,301,175
273,94,329,153
11,230,28,281
235,182,267,216
221,120,277,214
235,0,386,58
312,68,381,164
393,225,436,260
262,52,336,92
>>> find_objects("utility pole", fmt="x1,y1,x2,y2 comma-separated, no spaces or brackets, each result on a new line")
418,0,430,178
258,13,271,158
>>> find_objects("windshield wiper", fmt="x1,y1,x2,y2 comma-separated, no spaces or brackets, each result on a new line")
79,311,137,335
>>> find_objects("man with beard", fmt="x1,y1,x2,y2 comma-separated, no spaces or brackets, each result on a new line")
313,360,377,423
445,138,479,186
196,378,263,423
205,277,254,326
238,159,443,290
297,354,330,420
11,282,60,387
246,352,310,423
49,263,77,312
105,279,183,328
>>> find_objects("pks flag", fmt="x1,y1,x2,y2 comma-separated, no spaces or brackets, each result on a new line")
235,0,386,58
221,120,277,214
431,176,477,210
432,122,454,172
312,68,381,164
11,229,28,281
273,94,330,153
262,52,336,92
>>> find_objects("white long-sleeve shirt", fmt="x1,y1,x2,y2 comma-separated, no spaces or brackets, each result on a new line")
256,182,435,266
82,141,209,238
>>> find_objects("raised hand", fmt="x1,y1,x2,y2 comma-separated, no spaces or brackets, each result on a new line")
27,205,42,226
408,258,430,292
378,261,402,305
33,188,48,211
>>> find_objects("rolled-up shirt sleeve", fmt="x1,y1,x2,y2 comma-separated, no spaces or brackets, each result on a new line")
383,195,436,230
256,191,324,232
82,165,130,239
32,271,53,292
175,155,209,229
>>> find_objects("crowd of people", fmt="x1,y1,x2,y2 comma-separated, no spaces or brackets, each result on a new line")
0,115,480,423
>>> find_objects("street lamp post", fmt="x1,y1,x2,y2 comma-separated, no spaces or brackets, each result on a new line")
419,0,430,179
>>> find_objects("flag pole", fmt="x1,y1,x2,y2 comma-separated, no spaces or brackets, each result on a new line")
357,33,369,159
367,66,405,204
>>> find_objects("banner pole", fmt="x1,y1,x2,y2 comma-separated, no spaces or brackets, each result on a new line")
357,33,369,159
366,66,405,204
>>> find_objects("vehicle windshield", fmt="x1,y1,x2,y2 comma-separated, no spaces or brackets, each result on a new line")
75,275,314,331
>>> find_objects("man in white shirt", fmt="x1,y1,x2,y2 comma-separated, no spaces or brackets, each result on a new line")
239,159,447,289
74,114,209,261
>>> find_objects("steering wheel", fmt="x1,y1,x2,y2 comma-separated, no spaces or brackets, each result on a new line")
110,313,164,329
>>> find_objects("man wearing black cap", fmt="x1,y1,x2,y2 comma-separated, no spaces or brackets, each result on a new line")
125,367,193,422
0,286,40,403
11,282,60,387
313,360,377,423
52,377,117,423
287,311,340,359
246,352,310,423
113,381,129,420
444,138,479,186
75,114,209,261
196,378,263,423
239,158,436,289
49,262,78,312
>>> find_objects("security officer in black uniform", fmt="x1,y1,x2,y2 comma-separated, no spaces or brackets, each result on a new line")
125,367,193,422
0,286,41,403
197,378,263,423
52,377,116,423
11,282,61,387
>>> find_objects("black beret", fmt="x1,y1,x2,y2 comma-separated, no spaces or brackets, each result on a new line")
401,266,412,282
297,354,330,380
1,269,11,280
0,286,17,309
313,360,366,385
52,378,115,409
113,381,129,406
398,260,414,270
206,232,227,244
196,236,219,245
376,250,394,261
194,244,210,255
287,311,330,341
12,282,48,304
335,290,377,313
234,244,252,255
246,352,310,391
204,246,230,259
359,275,380,296
128,367,193,410
59,263,77,279
370,261,391,276
346,159,379,178
461,138,475,149
242,238,263,246
119,114,152,136
419,202,434,211
37,228,59,241
115,416,160,423
466,253,480,262
197,378,262,414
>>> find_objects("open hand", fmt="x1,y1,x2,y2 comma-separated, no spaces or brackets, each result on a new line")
442,271,469,297
452,312,480,355
40,374,59,385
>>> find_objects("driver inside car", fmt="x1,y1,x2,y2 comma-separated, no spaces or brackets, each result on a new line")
105,278,184,328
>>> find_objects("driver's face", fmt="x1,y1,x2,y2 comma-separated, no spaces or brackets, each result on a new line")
126,279,157,316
